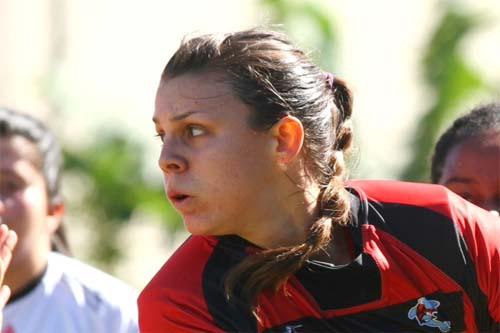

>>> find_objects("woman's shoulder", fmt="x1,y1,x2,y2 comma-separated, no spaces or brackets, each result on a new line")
348,179,458,215
138,235,252,332
137,236,218,327
138,235,249,307
348,179,448,202
140,235,220,292
30,252,139,331
47,252,138,306
349,179,499,265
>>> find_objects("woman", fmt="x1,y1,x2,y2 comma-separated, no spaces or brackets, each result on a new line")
138,28,499,332
431,103,500,215
0,108,138,332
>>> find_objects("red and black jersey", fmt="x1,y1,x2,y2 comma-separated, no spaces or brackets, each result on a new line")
138,181,500,332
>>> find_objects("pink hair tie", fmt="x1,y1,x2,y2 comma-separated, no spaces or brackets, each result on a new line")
323,72,335,89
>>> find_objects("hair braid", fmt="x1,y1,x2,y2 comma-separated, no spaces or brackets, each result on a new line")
225,77,354,309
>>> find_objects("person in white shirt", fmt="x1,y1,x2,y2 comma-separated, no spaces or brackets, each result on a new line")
0,107,138,333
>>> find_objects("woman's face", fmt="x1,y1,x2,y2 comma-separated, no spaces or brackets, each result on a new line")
439,131,500,213
0,136,55,280
153,73,284,238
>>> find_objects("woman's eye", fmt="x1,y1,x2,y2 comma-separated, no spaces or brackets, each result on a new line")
154,133,164,142
0,180,22,195
187,125,205,137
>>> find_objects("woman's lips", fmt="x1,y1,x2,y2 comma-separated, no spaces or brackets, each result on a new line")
167,190,193,211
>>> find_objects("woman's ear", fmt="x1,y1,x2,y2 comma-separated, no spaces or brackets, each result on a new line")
47,203,64,234
271,116,304,166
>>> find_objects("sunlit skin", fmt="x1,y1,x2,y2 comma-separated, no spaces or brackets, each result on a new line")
0,136,63,295
153,72,323,250
439,130,500,213
0,224,17,326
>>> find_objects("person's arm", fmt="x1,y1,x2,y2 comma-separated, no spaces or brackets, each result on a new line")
0,224,17,327
451,195,500,328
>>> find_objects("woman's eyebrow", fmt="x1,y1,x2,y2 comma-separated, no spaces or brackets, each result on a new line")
152,110,207,124
169,110,203,122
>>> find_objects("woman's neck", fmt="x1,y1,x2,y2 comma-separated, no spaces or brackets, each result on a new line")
5,251,49,296
312,224,353,266
6,265,47,304
239,179,321,249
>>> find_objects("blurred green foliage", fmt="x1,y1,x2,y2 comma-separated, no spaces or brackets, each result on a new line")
64,133,182,265
261,0,337,71
400,6,488,181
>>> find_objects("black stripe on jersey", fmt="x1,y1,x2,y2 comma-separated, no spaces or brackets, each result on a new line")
365,200,493,331
202,236,257,332
297,253,381,310
294,190,381,310
265,291,464,333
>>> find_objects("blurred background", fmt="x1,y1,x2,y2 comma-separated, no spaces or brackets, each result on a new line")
1,0,499,289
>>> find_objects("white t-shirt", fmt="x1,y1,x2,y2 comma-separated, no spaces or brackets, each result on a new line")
2,252,138,333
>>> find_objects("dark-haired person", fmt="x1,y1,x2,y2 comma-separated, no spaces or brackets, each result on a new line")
138,28,500,332
431,103,500,215
0,108,139,333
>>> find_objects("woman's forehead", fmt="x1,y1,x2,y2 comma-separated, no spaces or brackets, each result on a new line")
154,74,247,122
158,72,232,100
0,135,42,170
455,130,500,151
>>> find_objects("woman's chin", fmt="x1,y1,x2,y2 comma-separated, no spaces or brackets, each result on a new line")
182,211,235,237
183,216,215,236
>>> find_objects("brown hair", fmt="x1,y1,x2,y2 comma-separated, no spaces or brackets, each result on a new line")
162,28,353,310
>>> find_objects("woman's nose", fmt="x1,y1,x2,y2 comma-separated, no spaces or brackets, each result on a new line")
158,143,187,174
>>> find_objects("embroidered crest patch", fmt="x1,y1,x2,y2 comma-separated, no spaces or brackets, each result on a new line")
408,297,451,332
